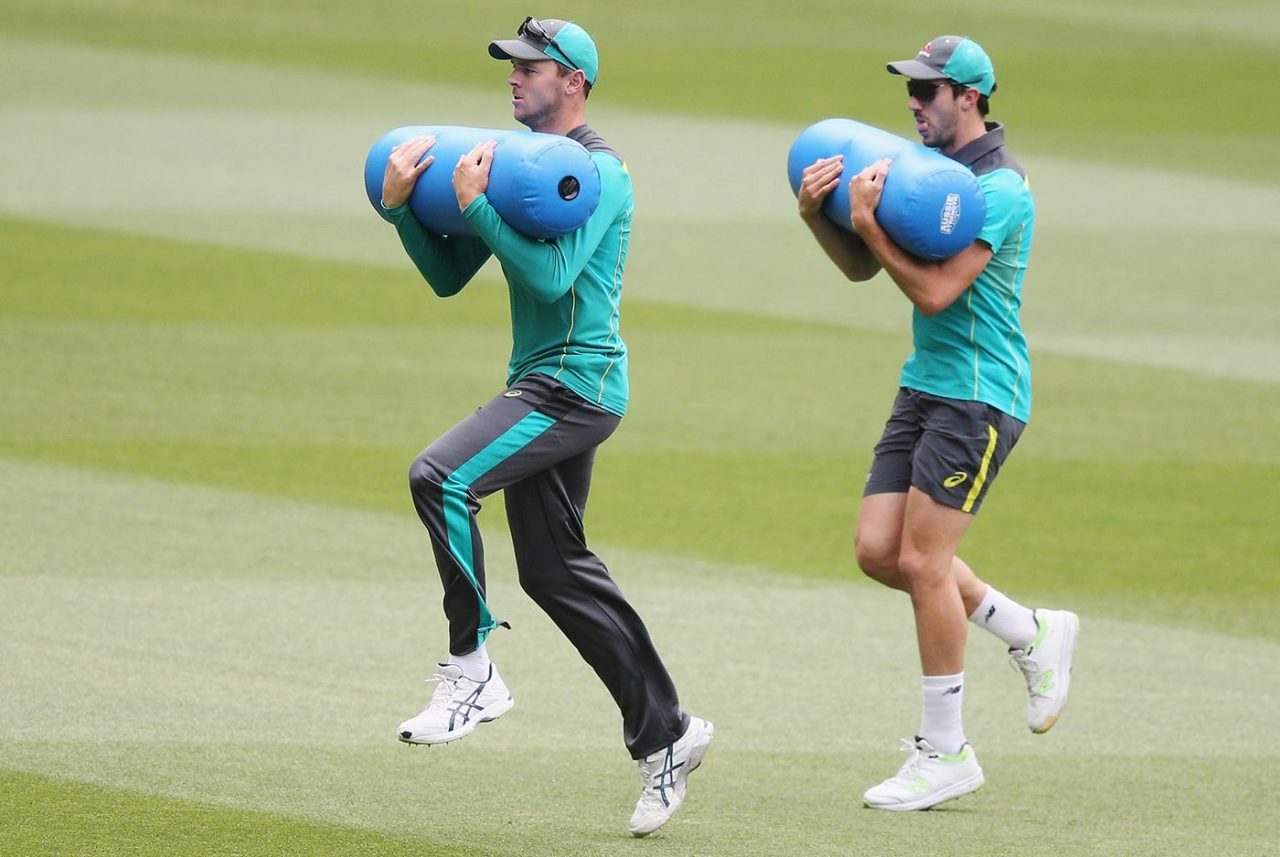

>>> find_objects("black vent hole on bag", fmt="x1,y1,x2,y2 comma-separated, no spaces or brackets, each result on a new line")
558,176,580,201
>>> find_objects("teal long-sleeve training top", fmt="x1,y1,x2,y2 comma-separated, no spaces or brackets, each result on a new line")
384,125,633,417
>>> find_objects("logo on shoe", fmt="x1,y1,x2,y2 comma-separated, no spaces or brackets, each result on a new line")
943,471,969,488
1037,670,1056,693
654,748,681,807
905,776,932,795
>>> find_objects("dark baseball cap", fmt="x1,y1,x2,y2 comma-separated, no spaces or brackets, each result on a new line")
489,18,599,86
887,35,997,96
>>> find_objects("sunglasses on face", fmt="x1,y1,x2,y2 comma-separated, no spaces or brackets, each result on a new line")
518,16,581,72
906,79,957,103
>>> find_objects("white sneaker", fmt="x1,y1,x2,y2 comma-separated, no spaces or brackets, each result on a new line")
1010,609,1079,734
863,738,984,811
397,662,514,745
628,716,714,837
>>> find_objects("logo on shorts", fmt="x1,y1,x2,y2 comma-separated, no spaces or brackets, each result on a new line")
943,471,969,488
503,390,523,398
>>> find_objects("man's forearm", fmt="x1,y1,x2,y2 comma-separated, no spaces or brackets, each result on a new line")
802,212,881,282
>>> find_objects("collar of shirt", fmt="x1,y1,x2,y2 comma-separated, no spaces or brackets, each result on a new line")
947,121,1004,168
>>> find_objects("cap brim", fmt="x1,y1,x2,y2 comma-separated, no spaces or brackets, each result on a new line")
489,38,553,63
886,59,948,80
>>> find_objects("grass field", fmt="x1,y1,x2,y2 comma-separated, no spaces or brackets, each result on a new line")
2,2,1279,855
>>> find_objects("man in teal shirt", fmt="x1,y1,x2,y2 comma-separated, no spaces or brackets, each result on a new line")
380,17,711,836
796,35,1078,811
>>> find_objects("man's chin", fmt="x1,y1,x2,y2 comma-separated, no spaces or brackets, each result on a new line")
513,110,544,132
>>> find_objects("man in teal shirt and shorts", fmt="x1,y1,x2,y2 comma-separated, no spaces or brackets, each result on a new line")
379,17,711,836
796,35,1079,811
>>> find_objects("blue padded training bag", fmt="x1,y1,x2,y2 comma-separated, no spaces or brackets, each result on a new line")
365,125,601,239
787,118,986,260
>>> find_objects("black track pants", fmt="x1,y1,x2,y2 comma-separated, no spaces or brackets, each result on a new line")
407,373,687,758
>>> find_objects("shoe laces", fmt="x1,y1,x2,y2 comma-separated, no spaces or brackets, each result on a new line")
638,744,684,809
888,738,931,782
1008,648,1050,697
422,669,467,709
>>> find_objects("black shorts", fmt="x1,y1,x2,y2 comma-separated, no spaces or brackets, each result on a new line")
863,388,1025,514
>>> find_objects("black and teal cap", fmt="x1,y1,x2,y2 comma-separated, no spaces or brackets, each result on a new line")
489,18,599,87
887,35,997,96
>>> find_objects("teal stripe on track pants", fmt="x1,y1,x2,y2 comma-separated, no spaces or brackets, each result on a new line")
406,372,688,759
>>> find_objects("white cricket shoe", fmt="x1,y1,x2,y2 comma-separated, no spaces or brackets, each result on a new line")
863,737,984,811
1010,609,1080,734
628,715,714,837
397,662,514,745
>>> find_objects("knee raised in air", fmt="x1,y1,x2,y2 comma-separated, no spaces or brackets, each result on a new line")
408,452,448,500
854,532,899,583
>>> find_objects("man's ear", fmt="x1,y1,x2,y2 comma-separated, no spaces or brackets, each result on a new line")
565,69,587,95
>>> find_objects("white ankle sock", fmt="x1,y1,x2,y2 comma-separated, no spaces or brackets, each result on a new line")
448,645,492,681
920,673,966,755
969,585,1037,650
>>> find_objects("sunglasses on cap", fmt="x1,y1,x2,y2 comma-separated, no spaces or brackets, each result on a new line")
518,16,582,73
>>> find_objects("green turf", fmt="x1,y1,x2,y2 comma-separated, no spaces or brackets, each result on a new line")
6,753,1274,857
0,770,487,857
3,0,1276,181
4,217,1277,638
2,2,1278,854
2,458,1276,856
